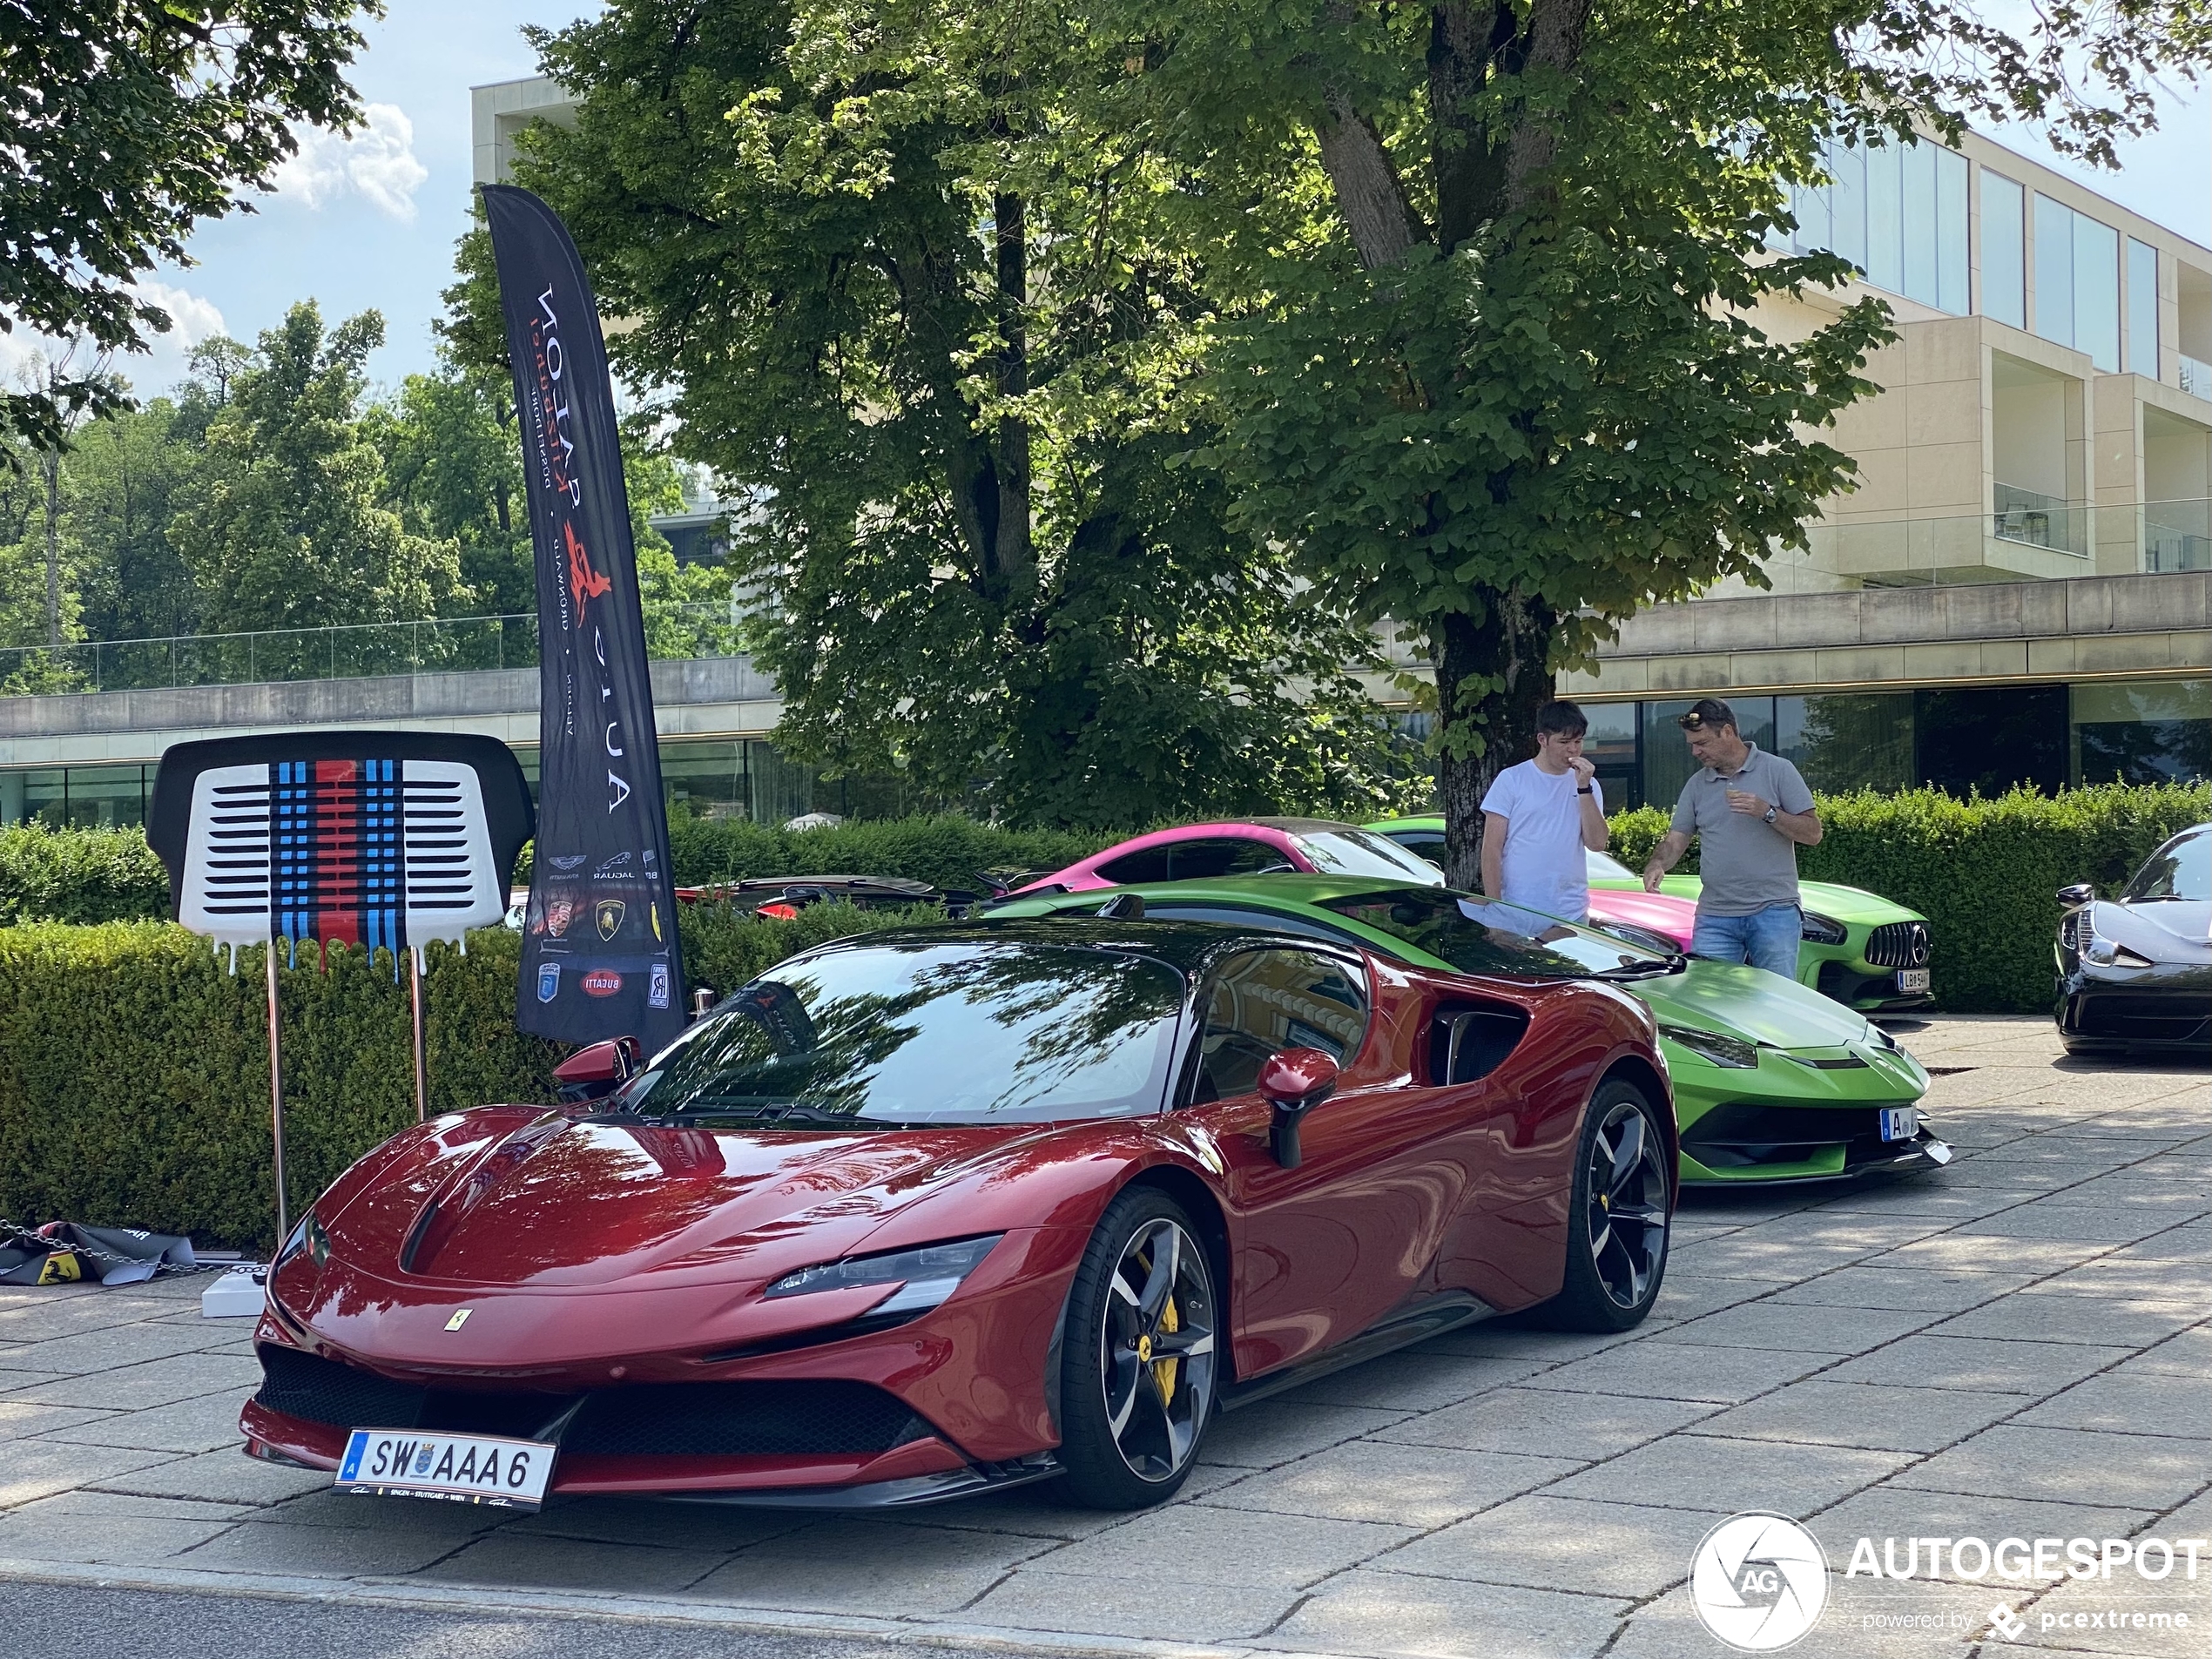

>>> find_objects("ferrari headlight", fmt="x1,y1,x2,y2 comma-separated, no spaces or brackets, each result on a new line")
1800,912,1849,946
1659,1024,1761,1069
274,1211,331,1271
765,1234,1003,1315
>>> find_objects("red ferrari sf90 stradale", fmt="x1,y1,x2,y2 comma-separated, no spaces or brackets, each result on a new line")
245,917,1676,1512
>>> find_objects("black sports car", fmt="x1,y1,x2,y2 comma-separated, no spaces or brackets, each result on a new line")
2054,823,2212,1055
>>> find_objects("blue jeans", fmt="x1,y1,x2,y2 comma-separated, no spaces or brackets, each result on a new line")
1691,903,1802,981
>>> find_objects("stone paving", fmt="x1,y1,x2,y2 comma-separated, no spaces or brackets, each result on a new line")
0,1015,2205,1659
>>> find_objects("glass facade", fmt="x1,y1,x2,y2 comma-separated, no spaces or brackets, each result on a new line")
2128,239,2161,377
2072,679,2212,786
1982,172,2027,327
2033,193,2122,371
0,739,913,830
1784,138,1970,316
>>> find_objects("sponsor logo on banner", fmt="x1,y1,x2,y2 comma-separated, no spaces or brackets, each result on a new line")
550,853,587,871
536,963,560,1003
650,902,661,941
595,851,632,877
650,961,671,1009
582,968,622,997
543,894,577,939
596,899,625,941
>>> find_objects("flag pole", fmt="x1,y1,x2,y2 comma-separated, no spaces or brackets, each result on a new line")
409,948,429,1123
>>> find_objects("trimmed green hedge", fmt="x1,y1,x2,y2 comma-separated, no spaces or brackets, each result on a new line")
0,826,171,924
1607,784,2212,1013
663,813,1105,892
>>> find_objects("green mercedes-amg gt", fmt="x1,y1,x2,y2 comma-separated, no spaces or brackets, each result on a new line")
990,874,1946,1186
1366,817,1934,1014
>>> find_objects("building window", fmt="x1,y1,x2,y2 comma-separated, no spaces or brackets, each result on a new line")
2072,679,2212,786
2033,194,2121,371
1915,685,2069,797
1982,172,2027,328
1777,694,1915,793
1791,139,1969,316
2128,239,2161,378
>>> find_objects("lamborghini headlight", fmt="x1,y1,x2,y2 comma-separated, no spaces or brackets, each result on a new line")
1658,1024,1761,1069
1800,912,1849,946
765,1234,1003,1315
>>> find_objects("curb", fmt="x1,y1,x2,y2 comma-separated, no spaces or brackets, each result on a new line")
0,1556,1260,1659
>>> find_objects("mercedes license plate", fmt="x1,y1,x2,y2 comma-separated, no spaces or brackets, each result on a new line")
1879,1106,1920,1143
1896,968,1931,994
336,1428,555,1509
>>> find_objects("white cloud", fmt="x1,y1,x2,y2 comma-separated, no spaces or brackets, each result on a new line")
271,104,429,222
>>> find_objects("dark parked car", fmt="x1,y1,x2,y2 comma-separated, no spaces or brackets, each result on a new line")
2054,824,2212,1055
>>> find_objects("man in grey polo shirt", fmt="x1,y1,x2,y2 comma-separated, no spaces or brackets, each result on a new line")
1642,698,1822,978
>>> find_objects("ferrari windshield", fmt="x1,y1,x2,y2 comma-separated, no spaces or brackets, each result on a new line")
1292,829,1447,886
2127,828,2210,902
1319,888,1669,979
620,941,1186,1126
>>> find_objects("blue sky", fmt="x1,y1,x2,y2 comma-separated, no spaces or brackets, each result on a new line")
92,6,2212,401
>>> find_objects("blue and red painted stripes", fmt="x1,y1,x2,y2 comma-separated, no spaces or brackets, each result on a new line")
270,759,407,969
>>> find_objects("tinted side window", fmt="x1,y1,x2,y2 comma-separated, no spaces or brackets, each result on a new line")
1096,846,1172,885
1168,839,1295,880
1191,950,1367,1103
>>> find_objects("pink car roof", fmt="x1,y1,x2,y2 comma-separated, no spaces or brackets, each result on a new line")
1014,821,1313,894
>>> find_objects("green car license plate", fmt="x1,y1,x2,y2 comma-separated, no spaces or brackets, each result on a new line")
1879,1106,1919,1143
1896,968,1930,994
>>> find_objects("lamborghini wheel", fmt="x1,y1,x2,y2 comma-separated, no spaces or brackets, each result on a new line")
1056,1187,1218,1509
1539,1077,1671,1332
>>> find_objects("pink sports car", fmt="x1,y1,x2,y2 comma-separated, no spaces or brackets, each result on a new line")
1012,818,1696,955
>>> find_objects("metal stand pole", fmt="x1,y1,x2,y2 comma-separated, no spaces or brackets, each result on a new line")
266,941,288,1244
408,947,429,1123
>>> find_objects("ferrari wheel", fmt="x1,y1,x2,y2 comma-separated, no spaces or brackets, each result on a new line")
1540,1078,1671,1332
1056,1187,1217,1509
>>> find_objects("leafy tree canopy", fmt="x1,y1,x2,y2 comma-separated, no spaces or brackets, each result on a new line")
1058,0,2207,880
0,1,376,455
462,0,1423,830
170,300,468,634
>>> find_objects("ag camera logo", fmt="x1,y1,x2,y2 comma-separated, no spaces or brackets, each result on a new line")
1691,1514,1830,1651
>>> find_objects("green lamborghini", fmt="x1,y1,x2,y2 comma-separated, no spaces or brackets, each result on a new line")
990,874,1946,1186
1366,817,1934,1014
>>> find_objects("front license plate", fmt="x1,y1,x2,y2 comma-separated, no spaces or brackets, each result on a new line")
1896,968,1931,994
335,1428,555,1509
1880,1106,1920,1143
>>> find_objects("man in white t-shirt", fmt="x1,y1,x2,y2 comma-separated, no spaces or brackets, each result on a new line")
1479,700,1609,924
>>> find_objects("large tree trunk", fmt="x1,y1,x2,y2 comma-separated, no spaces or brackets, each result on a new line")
1435,589,1559,892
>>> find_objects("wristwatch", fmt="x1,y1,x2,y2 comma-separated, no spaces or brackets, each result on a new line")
1762,804,1779,825
1576,786,1593,795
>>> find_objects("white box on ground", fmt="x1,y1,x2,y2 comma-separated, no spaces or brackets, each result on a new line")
202,1264,267,1318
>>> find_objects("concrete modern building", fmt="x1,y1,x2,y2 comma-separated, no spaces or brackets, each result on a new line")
2,84,2205,828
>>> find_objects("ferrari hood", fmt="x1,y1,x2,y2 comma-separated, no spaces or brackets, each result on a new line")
1635,961,1875,1050
325,1115,1039,1291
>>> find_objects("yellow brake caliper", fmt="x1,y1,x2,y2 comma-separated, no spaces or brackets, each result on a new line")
1152,1294,1180,1402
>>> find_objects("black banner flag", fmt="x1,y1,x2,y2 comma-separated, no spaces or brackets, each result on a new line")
482,184,685,1055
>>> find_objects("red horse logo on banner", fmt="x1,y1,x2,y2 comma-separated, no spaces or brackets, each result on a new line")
565,521,612,617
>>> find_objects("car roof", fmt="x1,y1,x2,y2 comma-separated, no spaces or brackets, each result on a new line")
797,914,1360,973
1001,876,1445,959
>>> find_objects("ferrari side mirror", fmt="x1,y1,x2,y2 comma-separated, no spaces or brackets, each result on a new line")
554,1035,644,1103
1258,1047,1340,1170
2056,882,2095,910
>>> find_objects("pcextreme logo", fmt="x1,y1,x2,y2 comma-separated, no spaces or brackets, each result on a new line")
1691,1514,1831,1651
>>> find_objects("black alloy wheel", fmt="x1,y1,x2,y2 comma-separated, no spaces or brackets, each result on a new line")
1056,1187,1217,1508
1541,1078,1671,1331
